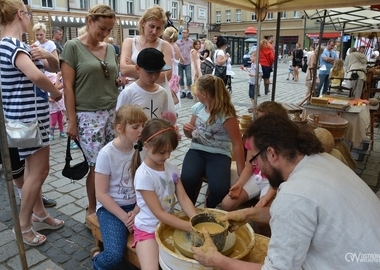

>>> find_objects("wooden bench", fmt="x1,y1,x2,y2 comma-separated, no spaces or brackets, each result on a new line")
86,213,141,269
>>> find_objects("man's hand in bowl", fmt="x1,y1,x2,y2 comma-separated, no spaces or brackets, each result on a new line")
192,228,220,267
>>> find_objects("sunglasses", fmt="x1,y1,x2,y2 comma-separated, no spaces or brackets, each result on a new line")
100,61,110,80
249,149,263,166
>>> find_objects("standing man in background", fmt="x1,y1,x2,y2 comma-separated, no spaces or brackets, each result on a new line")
52,27,63,55
107,37,120,61
316,39,337,97
176,28,193,99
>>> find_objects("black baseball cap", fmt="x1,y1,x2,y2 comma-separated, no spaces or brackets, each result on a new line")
137,48,171,73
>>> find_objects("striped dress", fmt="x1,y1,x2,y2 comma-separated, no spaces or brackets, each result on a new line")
0,37,50,159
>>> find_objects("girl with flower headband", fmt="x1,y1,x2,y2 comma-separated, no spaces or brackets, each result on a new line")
131,118,197,270
91,105,147,269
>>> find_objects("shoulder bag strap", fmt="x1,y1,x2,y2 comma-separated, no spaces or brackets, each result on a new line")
65,137,87,163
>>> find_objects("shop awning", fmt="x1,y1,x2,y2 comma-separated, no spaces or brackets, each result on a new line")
307,32,340,39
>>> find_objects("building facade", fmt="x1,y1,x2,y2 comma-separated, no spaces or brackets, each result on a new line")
23,0,209,48
208,4,307,65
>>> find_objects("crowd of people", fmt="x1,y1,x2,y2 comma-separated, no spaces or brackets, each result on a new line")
1,1,380,270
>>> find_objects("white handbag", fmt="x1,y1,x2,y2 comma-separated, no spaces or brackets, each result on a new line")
4,86,43,148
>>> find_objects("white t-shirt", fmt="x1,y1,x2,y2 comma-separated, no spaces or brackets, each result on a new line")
116,82,175,119
134,161,180,233
35,40,56,76
263,153,380,270
94,140,146,212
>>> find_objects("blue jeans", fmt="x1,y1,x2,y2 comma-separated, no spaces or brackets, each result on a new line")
181,149,231,208
178,63,192,88
316,73,330,96
93,204,135,270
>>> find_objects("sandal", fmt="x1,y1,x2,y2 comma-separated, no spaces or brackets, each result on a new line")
12,227,47,246
32,213,64,231
91,246,101,258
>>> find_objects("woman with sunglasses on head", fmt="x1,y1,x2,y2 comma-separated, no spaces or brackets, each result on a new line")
60,4,128,224
0,0,63,246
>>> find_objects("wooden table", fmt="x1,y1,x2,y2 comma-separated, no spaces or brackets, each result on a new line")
302,104,370,148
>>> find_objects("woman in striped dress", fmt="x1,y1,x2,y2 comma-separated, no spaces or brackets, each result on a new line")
0,0,64,246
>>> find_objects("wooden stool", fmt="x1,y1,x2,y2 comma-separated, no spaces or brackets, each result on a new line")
86,213,141,269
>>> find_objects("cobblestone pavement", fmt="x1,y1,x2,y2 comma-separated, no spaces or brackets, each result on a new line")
0,62,379,269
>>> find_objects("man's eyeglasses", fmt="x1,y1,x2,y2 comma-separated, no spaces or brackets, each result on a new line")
249,149,263,166
100,61,110,80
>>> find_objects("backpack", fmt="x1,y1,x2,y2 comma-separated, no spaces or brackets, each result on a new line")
201,58,215,75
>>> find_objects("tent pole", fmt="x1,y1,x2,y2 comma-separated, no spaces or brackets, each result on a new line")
340,22,346,58
253,18,262,120
0,80,28,269
271,12,281,102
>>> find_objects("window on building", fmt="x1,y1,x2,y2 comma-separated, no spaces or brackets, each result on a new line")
153,0,159,5
251,12,256,21
280,12,286,19
267,12,273,19
109,0,116,10
126,0,133,14
236,9,242,22
293,11,300,18
189,5,194,21
41,0,53,8
226,10,231,23
216,11,221,23
171,2,178,19
79,0,87,9
129,30,137,37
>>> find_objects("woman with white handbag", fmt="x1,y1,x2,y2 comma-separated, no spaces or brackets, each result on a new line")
0,0,64,246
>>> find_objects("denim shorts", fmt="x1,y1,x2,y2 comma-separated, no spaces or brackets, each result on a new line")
249,84,256,99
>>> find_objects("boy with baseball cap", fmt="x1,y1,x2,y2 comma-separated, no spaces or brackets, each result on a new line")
116,48,175,120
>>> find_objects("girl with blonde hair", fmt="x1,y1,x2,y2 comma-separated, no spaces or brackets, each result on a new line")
329,59,344,88
162,26,185,108
92,105,148,269
181,75,245,208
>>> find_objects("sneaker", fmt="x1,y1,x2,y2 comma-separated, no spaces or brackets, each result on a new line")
187,92,193,99
286,78,289,80
60,132,67,138
70,141,79,150
42,194,56,208
180,92,186,98
49,134,54,141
